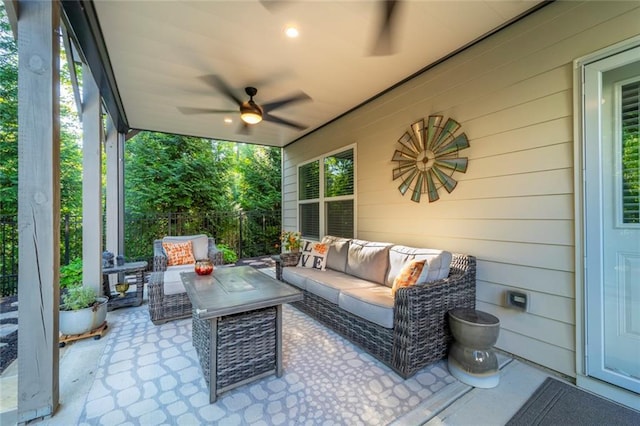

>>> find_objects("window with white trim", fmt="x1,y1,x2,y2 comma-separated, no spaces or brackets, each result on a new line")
298,146,355,239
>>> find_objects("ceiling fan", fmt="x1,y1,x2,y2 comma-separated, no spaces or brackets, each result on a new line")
260,0,402,56
178,75,311,134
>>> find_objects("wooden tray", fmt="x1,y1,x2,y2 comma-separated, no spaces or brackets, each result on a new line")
59,321,108,347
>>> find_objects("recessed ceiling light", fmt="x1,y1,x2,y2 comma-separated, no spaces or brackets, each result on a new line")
285,26,299,38
224,117,233,124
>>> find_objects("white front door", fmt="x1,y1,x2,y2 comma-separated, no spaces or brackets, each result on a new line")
584,46,640,394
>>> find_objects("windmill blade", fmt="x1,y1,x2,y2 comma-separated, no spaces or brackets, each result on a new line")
262,92,311,113
177,106,237,115
370,0,401,56
198,75,243,107
263,113,307,130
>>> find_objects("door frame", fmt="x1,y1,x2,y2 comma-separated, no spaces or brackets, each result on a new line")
574,35,640,410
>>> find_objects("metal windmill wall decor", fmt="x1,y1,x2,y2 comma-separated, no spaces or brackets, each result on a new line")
391,115,470,203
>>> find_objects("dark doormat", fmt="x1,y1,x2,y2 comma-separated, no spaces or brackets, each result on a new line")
507,377,640,426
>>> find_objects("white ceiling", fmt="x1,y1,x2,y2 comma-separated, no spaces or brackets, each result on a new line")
93,0,544,147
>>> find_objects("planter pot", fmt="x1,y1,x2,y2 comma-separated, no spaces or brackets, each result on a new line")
59,297,108,336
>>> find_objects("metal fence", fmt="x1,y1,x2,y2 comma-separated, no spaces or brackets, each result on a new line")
0,210,281,297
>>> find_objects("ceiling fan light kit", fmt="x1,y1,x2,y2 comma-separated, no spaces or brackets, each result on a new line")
240,104,263,124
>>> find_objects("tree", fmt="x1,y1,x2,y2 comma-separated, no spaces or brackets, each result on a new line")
0,4,18,216
235,143,281,212
0,5,83,217
124,132,236,215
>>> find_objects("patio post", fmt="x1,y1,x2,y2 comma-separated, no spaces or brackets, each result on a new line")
16,0,60,422
105,116,125,261
81,62,102,293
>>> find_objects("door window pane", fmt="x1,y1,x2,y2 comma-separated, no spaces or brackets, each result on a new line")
621,81,639,224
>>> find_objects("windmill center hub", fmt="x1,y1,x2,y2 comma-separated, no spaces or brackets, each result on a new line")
416,150,435,171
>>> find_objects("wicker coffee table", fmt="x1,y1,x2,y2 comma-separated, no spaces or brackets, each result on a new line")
181,266,302,403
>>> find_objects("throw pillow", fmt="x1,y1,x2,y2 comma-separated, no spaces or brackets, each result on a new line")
391,259,426,296
162,241,195,266
297,240,328,270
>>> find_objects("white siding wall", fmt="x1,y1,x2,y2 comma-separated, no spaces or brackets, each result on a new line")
282,1,640,377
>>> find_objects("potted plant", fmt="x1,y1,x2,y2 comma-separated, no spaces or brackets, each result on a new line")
279,230,302,266
59,268,108,336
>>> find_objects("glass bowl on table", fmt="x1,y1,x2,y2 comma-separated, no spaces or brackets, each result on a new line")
195,259,214,276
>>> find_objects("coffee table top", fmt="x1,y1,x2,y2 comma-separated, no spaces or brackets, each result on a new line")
181,266,302,319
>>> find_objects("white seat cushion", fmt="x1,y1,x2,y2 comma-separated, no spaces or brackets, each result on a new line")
339,286,394,329
163,265,193,295
303,269,378,305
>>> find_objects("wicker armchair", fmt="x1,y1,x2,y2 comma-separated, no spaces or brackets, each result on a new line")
148,237,224,324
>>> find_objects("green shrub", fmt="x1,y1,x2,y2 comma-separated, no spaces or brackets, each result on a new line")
61,285,97,311
217,244,238,264
60,258,83,288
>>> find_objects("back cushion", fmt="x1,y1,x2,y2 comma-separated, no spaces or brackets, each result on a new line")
386,245,452,286
163,234,209,260
321,236,351,272
346,239,393,285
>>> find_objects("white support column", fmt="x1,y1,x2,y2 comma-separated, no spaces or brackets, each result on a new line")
82,63,102,294
16,0,60,422
105,116,125,259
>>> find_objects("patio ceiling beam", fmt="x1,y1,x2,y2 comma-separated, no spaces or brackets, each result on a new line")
82,62,103,294
60,0,128,133
16,0,60,422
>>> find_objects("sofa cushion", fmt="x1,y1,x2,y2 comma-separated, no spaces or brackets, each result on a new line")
297,240,328,270
386,246,452,287
339,286,395,329
301,269,378,305
162,241,195,266
282,267,307,290
346,239,393,285
321,236,351,272
163,234,209,261
163,265,194,295
391,259,426,296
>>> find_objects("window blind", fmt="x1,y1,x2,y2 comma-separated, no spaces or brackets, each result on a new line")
621,81,639,224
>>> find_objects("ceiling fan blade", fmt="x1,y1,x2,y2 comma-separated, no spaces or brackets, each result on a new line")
261,92,311,113
177,106,237,115
259,0,289,12
370,0,401,56
263,113,307,131
198,75,243,107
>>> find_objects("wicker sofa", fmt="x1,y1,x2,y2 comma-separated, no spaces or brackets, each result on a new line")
148,235,224,325
280,237,476,379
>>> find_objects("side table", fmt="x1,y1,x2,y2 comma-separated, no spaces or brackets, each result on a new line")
102,261,147,311
447,308,501,388
272,253,301,281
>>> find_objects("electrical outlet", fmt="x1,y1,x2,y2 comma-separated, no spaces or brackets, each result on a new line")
506,290,528,311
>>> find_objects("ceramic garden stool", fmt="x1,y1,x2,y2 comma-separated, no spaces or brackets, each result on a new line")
447,308,501,388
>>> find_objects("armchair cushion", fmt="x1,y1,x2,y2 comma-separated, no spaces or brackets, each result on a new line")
162,234,209,260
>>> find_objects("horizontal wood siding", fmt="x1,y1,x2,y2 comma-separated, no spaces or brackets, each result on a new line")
283,1,640,377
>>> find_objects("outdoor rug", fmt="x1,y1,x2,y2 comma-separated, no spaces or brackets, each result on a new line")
78,304,466,425
506,377,640,426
